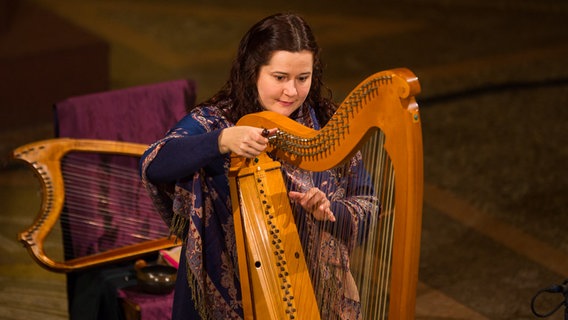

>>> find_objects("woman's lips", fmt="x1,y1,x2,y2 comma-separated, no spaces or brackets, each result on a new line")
278,100,294,107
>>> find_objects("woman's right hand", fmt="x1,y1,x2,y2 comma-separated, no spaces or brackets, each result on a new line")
218,126,276,158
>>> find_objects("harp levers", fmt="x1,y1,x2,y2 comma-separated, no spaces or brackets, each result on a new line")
230,68,423,319
13,138,178,272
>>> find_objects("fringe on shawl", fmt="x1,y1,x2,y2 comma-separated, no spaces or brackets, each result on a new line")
169,211,188,242
169,212,209,320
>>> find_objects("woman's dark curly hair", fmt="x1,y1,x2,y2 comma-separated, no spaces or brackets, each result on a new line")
201,12,336,126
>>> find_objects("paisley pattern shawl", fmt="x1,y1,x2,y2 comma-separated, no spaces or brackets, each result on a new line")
141,104,379,320
141,105,242,319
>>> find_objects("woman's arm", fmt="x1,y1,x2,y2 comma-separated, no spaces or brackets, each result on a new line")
145,130,224,183
144,124,274,183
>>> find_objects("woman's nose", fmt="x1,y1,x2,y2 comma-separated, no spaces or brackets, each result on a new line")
283,80,297,96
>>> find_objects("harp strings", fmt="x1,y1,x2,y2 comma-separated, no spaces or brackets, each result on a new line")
355,129,395,319
58,153,168,259
282,129,395,319
280,186,321,317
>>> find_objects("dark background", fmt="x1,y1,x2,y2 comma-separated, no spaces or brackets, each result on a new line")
1,0,567,319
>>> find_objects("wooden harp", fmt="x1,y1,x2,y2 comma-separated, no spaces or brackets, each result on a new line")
230,68,423,319
13,138,178,273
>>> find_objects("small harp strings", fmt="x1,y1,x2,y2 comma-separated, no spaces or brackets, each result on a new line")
56,153,169,260
356,130,395,319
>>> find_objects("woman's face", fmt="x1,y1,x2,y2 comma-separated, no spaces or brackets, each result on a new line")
256,50,313,117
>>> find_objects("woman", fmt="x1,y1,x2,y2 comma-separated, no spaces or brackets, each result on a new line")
140,13,377,320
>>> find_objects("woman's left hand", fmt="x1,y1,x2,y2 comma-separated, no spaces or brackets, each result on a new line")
289,188,335,222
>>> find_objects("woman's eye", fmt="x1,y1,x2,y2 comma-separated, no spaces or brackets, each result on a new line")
275,75,286,81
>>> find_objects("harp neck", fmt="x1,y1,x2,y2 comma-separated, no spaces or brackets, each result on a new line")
234,68,420,171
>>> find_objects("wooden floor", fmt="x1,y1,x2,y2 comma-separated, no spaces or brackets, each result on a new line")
1,0,568,319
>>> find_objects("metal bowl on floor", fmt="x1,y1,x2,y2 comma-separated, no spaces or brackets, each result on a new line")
134,260,177,294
